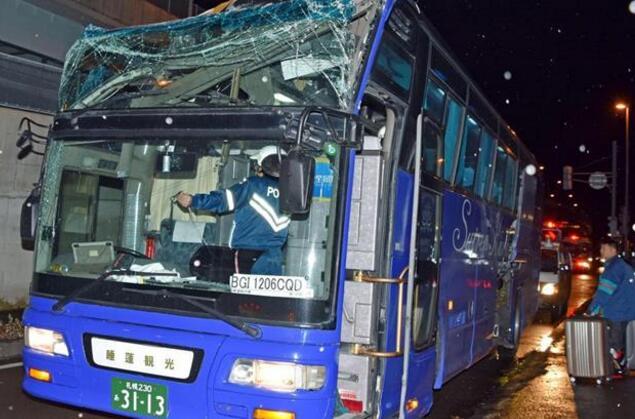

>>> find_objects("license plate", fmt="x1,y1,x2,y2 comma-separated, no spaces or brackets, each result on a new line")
112,378,167,417
229,274,315,299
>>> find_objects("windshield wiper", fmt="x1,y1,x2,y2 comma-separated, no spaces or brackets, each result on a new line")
52,269,178,313
122,287,262,339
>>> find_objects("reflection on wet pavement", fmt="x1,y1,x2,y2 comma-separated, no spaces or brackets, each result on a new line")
429,274,599,419
538,335,554,353
566,275,596,317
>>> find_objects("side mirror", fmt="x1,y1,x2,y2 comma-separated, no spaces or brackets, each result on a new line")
279,149,315,214
20,186,40,250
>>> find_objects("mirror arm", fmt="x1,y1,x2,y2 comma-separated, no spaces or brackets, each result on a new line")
294,106,364,149
295,106,312,146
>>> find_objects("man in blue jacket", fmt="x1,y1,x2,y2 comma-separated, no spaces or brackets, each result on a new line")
176,146,289,275
588,237,635,374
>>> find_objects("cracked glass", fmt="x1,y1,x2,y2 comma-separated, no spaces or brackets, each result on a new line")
59,0,379,112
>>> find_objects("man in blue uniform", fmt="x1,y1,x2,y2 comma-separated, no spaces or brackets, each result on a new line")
176,146,288,275
588,238,635,374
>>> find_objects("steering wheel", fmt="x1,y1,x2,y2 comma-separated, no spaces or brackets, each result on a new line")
115,246,150,260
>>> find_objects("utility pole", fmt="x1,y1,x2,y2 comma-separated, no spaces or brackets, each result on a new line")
615,103,630,253
611,140,618,235
625,106,630,253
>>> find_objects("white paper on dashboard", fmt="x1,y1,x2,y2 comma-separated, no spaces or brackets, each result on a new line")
281,57,338,80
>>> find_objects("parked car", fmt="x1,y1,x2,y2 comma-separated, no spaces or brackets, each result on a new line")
539,246,572,322
572,253,593,273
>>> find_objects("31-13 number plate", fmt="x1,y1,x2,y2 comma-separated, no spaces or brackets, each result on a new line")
112,378,167,417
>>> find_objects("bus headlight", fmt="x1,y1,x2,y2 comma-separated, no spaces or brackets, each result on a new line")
24,326,69,357
228,359,325,392
540,283,558,296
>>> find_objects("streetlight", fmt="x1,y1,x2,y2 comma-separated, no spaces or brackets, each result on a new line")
616,102,630,252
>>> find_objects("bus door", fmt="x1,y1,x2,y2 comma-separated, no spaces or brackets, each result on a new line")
401,115,442,416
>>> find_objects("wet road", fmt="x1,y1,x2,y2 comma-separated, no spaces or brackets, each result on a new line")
0,364,110,419
429,273,635,419
0,273,632,418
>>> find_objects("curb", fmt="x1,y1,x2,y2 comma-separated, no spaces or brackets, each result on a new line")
0,340,22,362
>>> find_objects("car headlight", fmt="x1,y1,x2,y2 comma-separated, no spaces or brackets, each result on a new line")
540,283,558,296
228,359,325,392
24,326,69,357
576,261,590,270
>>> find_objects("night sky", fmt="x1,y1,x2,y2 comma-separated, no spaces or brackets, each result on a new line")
193,0,635,236
421,1,635,236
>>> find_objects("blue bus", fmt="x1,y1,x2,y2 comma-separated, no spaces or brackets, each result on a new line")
20,0,542,417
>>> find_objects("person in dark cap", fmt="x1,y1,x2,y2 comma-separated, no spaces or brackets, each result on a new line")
587,237,635,375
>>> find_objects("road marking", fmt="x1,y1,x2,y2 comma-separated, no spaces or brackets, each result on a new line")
0,362,23,370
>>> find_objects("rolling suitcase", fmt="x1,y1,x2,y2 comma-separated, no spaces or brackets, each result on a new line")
626,320,635,370
565,317,612,384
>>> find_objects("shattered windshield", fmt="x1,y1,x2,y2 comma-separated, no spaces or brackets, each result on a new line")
59,0,377,111
34,138,344,326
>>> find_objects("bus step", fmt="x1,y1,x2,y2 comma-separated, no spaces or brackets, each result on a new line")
334,414,371,419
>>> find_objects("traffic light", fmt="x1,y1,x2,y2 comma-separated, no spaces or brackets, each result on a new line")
563,166,573,190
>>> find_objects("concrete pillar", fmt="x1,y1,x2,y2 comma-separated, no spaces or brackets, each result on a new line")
0,107,50,307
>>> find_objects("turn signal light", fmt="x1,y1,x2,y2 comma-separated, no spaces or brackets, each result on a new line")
406,398,419,412
28,368,51,382
253,409,295,419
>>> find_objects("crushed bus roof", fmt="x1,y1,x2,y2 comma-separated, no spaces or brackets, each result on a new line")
59,0,380,112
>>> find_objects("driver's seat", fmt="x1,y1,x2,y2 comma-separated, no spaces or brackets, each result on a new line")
155,219,216,275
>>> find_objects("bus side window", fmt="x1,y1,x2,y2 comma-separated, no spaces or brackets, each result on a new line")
474,130,495,198
371,34,414,99
455,115,481,189
423,79,446,124
420,117,443,177
490,146,507,205
503,156,519,210
421,80,446,177
443,98,464,182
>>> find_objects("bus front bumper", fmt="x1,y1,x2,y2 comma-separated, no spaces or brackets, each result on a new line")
22,300,339,419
